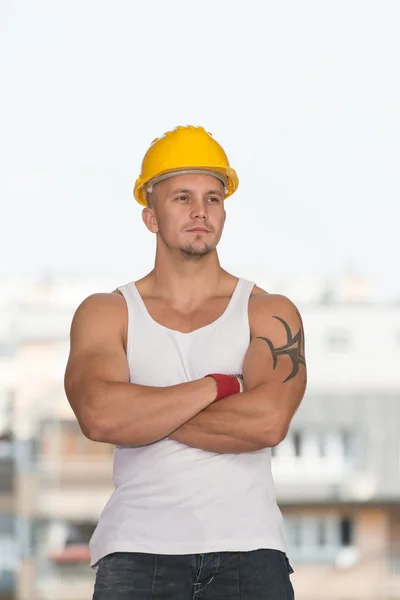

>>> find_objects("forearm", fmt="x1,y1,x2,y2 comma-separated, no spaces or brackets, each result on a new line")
169,294,307,454
169,384,275,453
78,377,217,446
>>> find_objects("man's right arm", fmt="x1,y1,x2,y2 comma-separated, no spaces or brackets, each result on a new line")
64,293,218,446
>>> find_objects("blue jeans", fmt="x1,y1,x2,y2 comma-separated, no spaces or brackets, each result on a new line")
92,549,294,599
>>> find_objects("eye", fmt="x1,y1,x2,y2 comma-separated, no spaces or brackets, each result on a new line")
176,195,189,202
207,196,220,203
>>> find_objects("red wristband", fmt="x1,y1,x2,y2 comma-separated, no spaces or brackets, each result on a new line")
205,373,241,402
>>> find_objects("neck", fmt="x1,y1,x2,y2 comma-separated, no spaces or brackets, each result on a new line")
149,247,225,307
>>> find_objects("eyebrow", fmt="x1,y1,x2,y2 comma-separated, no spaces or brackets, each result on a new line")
170,188,224,197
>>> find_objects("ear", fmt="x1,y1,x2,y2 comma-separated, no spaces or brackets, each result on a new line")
142,207,159,233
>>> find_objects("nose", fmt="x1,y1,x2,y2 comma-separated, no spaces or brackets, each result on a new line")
190,199,208,220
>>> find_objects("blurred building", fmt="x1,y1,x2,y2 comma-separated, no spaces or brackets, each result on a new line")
0,276,115,600
0,427,16,600
0,287,18,600
1,274,400,599
276,298,400,599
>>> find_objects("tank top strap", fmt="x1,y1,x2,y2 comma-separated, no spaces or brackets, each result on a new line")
117,278,256,325
117,280,148,318
233,278,256,311
116,281,146,360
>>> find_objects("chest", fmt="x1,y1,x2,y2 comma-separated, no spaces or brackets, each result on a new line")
142,296,233,334
129,322,250,386
127,300,251,386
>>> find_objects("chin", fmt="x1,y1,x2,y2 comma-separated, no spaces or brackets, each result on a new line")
180,243,213,257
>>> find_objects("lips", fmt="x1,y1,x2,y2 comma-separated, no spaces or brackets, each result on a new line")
187,228,210,233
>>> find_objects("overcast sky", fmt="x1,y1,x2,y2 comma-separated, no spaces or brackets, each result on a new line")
1,0,399,298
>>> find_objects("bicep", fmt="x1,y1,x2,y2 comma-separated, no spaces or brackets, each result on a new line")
64,294,130,413
243,295,307,410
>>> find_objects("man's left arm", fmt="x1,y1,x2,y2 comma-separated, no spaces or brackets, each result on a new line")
168,293,307,453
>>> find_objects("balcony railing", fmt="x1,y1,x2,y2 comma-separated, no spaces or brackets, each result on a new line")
36,547,95,600
37,456,112,485
388,550,400,575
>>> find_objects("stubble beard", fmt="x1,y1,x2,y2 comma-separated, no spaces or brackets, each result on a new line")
180,240,213,258
158,229,218,259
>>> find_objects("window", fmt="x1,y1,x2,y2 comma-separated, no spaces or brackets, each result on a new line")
285,518,302,548
293,431,302,457
317,519,327,546
340,518,354,547
272,428,355,462
341,430,352,459
318,433,327,458
45,521,97,566
284,515,355,563
326,330,351,351
0,439,13,460
65,522,96,546
0,389,14,434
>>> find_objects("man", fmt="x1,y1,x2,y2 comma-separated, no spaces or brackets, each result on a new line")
64,125,307,599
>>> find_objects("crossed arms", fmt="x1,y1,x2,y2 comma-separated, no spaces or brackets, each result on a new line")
64,291,307,454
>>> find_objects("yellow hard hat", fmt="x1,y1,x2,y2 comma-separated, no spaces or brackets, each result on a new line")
133,125,239,206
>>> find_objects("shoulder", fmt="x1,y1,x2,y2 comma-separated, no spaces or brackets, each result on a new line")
74,290,126,312
249,289,300,315
248,291,304,340
71,291,127,331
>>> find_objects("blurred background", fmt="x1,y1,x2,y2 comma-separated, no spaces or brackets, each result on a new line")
1,0,400,598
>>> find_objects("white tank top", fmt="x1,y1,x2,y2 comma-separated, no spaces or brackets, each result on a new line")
89,278,286,567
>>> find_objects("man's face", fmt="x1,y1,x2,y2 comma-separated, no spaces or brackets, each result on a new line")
143,173,227,258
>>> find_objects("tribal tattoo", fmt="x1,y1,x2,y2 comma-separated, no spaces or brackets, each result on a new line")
255,310,306,383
